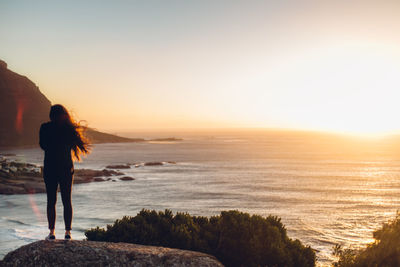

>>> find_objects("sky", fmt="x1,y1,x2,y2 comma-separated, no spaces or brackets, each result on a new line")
1,0,400,134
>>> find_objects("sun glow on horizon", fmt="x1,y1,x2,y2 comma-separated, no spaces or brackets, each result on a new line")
229,43,400,135
2,1,400,135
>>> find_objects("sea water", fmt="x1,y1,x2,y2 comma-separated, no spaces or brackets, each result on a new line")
1,131,400,266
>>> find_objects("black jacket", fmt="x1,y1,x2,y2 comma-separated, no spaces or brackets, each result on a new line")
39,121,74,177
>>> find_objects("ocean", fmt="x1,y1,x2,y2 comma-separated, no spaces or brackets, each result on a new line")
1,130,400,266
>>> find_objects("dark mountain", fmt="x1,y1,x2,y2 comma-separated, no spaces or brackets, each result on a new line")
0,59,141,147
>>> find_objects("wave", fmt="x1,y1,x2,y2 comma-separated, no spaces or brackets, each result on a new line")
3,218,31,226
13,228,41,242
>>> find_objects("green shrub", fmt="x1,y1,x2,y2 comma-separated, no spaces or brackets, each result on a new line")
85,209,315,267
333,213,400,267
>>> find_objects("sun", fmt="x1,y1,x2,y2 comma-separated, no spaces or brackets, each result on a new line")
238,43,400,136
303,45,400,135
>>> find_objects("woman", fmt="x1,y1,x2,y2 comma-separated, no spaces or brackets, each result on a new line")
39,104,90,240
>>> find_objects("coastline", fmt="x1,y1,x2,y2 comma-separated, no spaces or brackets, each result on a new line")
0,153,178,195
0,157,143,195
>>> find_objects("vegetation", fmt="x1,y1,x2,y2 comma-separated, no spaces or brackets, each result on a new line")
85,209,315,267
333,213,400,267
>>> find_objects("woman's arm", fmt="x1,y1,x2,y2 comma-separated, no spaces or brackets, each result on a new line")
39,123,49,150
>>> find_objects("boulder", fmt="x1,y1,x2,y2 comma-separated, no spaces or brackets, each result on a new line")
74,168,124,178
119,176,135,181
144,162,164,166
106,164,131,169
0,240,224,267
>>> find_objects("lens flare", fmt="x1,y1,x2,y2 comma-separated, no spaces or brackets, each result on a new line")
28,193,45,223
15,101,25,134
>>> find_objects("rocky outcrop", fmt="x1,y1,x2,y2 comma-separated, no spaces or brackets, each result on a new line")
120,176,135,181
0,240,223,267
0,157,179,195
73,168,124,183
0,158,131,194
144,162,164,166
106,164,131,169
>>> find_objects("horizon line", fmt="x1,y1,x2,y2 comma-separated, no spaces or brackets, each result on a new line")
96,127,400,138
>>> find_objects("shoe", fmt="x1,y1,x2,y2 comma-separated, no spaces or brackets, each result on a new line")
65,234,71,240
45,234,56,241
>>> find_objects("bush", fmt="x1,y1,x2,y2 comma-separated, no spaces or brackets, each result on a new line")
85,209,315,267
333,213,400,267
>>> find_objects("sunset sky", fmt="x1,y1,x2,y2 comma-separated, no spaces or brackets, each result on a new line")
1,0,400,134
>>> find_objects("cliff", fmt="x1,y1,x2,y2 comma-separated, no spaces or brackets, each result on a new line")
0,60,51,147
0,59,145,147
0,240,223,267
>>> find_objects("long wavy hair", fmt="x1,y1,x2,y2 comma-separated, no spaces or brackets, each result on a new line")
49,104,91,161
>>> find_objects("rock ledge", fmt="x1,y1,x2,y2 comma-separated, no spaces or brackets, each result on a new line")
0,240,223,267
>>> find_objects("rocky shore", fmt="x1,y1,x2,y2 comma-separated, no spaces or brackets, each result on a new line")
0,156,177,195
0,240,223,267
0,157,136,195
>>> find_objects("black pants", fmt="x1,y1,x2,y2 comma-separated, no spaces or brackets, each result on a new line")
44,172,73,231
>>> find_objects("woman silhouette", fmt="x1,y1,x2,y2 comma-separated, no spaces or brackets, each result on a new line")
39,104,90,240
